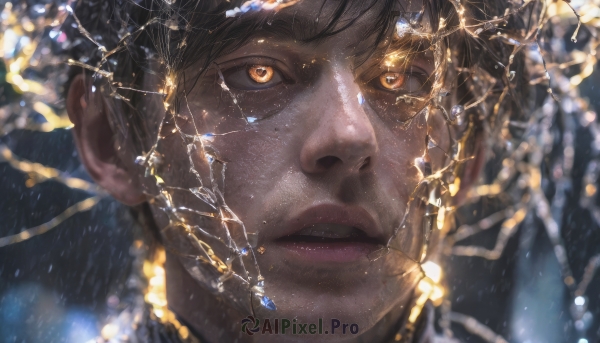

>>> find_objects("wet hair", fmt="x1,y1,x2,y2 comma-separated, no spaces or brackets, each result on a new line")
63,2,536,313
65,0,532,155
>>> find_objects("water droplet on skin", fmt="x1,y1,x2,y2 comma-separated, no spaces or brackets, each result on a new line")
201,133,214,142
357,92,364,105
261,295,277,310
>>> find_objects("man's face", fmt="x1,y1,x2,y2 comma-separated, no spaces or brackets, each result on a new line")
136,0,448,338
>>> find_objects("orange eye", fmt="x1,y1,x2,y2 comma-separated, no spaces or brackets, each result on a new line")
248,65,274,83
379,72,405,90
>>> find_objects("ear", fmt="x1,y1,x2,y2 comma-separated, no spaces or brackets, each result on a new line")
453,128,486,206
66,73,146,206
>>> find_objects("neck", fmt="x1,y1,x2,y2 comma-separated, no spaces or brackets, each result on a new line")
165,252,250,343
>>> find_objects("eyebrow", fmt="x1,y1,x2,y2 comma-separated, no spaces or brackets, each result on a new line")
222,11,321,45
224,10,431,58
181,3,433,78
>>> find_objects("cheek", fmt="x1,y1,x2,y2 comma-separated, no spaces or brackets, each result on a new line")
375,113,434,259
427,110,452,171
377,112,429,195
221,132,286,181
207,123,297,220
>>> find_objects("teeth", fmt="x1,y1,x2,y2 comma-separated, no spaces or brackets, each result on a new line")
294,224,364,239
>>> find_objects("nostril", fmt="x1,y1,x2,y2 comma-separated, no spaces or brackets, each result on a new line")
359,157,371,170
316,156,341,169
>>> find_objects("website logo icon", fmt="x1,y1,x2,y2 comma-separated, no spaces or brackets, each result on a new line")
241,315,260,335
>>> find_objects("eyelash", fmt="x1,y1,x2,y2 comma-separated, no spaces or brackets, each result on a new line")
219,58,430,96
372,70,430,94
219,58,291,91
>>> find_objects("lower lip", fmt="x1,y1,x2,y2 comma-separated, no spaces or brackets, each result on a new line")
276,240,382,263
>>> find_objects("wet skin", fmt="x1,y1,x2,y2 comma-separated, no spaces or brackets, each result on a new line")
67,0,456,342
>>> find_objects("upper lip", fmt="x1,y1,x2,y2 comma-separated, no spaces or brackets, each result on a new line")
275,203,385,243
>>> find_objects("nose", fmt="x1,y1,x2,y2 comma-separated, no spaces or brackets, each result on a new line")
300,65,379,175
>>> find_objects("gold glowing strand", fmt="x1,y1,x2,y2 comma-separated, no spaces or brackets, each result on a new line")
575,254,600,297
67,59,113,80
0,196,102,248
450,208,514,243
32,102,72,130
0,145,102,193
141,245,198,342
447,312,509,343
451,205,528,260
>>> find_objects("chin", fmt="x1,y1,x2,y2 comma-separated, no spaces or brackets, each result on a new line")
249,252,417,342
249,292,404,343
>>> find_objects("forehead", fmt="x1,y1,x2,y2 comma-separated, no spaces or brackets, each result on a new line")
226,0,430,40
216,0,433,62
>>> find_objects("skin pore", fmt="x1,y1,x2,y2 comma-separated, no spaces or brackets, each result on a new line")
66,0,481,342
